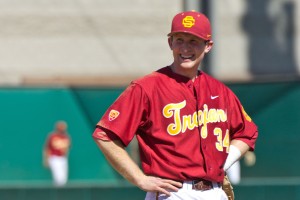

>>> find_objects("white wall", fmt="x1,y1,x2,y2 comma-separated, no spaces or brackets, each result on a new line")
0,0,181,85
0,0,299,85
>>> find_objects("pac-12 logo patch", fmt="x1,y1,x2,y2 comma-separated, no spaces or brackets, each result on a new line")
108,109,120,121
182,16,195,28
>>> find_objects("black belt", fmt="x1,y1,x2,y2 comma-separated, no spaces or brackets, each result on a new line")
191,179,220,191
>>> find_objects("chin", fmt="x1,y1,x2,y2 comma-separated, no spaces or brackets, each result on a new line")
180,62,197,69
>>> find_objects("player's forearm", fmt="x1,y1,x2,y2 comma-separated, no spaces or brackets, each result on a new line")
94,138,145,187
230,139,250,156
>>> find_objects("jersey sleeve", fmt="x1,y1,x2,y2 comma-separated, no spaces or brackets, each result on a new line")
228,90,258,151
96,83,149,146
92,126,120,141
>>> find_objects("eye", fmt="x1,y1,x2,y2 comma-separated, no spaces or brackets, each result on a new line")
190,39,200,45
176,38,184,44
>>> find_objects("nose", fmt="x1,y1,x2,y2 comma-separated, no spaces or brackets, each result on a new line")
181,42,191,52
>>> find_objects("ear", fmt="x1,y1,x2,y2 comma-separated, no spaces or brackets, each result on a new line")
204,40,213,53
168,37,173,50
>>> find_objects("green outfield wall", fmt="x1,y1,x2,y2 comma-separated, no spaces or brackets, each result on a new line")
0,80,300,199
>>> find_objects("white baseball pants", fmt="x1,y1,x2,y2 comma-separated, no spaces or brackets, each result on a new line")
48,155,68,186
145,181,228,200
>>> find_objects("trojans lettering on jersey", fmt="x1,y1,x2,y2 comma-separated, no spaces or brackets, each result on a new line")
163,100,230,153
163,100,227,136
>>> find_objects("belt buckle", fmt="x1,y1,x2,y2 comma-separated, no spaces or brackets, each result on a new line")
192,179,212,191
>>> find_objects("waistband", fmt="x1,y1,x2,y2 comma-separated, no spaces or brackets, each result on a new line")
149,179,221,200
182,179,221,191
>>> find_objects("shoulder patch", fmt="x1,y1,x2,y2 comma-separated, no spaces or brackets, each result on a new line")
109,109,120,121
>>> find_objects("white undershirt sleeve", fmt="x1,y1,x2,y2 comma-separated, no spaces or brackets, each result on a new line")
224,145,242,172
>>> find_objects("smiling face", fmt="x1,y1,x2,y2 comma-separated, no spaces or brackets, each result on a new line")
168,32,213,79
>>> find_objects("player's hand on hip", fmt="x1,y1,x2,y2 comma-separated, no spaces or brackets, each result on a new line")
137,175,182,196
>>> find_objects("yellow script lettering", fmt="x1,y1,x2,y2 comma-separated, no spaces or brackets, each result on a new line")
163,102,227,136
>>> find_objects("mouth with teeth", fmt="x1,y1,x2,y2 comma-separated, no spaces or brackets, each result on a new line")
180,54,194,61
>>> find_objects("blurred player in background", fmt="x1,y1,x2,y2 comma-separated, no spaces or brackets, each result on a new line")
93,10,258,200
43,120,71,186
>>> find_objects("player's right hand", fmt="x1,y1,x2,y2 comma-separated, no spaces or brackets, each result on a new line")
137,175,182,196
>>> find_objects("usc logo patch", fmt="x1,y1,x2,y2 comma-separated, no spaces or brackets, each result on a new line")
108,109,120,121
182,16,195,28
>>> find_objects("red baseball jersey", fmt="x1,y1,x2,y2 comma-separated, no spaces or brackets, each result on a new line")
94,66,258,182
46,132,70,156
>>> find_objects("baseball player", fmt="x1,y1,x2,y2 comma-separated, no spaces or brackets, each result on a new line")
43,121,71,186
93,10,258,200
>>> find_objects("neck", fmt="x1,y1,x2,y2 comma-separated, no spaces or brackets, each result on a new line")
169,64,199,80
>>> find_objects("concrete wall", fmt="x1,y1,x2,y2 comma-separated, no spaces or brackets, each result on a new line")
211,0,300,81
0,0,299,85
0,0,181,85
